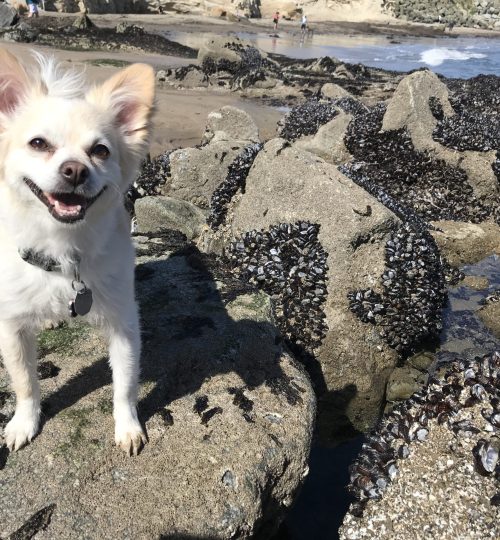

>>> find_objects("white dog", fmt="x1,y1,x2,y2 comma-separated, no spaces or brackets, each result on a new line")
0,49,155,455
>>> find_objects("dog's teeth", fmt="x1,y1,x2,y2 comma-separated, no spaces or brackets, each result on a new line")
54,200,81,216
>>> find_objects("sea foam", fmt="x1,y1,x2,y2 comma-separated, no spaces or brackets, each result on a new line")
420,48,487,66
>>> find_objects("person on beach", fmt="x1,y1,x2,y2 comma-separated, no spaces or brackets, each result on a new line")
26,0,40,18
273,11,280,31
301,14,308,37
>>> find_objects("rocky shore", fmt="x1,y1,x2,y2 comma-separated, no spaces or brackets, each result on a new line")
0,15,499,540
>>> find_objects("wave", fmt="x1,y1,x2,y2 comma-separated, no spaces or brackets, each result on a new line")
420,48,487,67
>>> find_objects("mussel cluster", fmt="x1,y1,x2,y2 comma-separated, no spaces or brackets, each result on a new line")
433,75,500,167
348,351,500,516
481,289,500,307
348,222,447,354
128,150,173,202
332,96,370,116
343,103,499,224
278,98,339,141
225,221,329,354
208,143,263,229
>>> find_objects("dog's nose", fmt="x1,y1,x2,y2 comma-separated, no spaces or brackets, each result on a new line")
59,161,89,187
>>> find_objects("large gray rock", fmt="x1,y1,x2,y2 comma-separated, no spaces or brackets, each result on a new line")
0,235,315,539
135,195,207,240
210,138,401,439
202,106,260,145
0,4,18,27
166,106,260,209
383,70,499,203
293,112,353,165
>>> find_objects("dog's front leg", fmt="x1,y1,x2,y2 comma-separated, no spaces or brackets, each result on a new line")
0,321,40,450
107,304,146,456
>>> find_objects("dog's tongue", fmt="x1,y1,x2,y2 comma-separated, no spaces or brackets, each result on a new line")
45,192,85,217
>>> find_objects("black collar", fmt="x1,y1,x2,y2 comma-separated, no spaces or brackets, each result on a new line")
18,248,79,273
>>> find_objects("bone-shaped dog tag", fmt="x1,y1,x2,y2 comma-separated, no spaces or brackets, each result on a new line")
69,282,93,317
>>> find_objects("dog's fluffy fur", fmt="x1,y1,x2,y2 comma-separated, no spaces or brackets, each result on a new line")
0,50,155,455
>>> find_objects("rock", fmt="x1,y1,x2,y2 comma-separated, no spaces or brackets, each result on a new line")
167,108,260,209
260,0,299,17
1,21,37,42
321,82,352,100
293,111,353,164
340,352,500,540
72,13,94,29
430,220,500,266
134,196,207,240
167,143,246,209
407,350,435,371
198,35,266,72
209,138,401,439
0,235,315,539
115,22,144,35
461,275,490,290
478,300,500,339
202,106,260,145
209,6,227,17
386,365,427,401
0,4,18,28
382,70,499,203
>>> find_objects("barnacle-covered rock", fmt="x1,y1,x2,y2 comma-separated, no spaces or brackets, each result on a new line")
341,351,500,540
215,138,401,438
167,107,261,209
208,143,263,229
197,35,279,90
344,101,499,224
382,70,499,205
348,222,448,355
277,99,339,141
129,149,173,202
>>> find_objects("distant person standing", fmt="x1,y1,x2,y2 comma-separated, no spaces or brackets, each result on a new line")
273,11,280,31
301,14,308,37
26,0,40,18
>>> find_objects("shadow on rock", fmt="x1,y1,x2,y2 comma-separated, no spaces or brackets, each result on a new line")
135,245,307,425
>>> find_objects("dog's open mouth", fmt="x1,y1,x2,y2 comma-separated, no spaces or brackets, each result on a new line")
24,179,106,224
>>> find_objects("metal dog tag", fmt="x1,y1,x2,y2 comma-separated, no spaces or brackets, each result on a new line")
69,282,93,318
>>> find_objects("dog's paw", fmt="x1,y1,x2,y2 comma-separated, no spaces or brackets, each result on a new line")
115,418,147,456
4,412,39,451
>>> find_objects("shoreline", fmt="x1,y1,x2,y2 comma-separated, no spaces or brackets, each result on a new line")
26,11,500,40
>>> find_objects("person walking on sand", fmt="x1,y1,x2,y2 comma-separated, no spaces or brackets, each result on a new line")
273,11,280,31
26,0,40,18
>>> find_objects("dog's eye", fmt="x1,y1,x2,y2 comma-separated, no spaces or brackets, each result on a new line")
91,144,110,160
29,138,49,151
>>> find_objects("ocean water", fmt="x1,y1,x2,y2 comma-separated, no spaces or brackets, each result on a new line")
239,31,500,79
169,30,500,79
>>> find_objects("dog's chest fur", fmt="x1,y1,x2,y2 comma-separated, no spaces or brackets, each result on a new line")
0,205,134,327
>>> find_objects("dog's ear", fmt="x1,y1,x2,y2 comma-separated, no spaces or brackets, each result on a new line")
86,63,155,150
0,49,30,119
